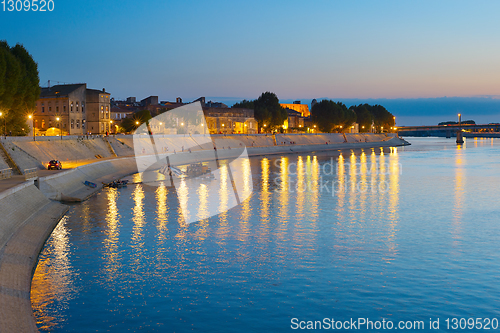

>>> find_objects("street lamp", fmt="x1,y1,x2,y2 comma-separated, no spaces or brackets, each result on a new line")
56,117,62,140
0,112,5,139
28,114,35,141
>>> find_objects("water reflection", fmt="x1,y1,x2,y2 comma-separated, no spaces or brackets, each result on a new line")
102,188,121,282
131,184,146,265
452,144,466,241
156,183,169,242
31,216,76,331
32,148,413,331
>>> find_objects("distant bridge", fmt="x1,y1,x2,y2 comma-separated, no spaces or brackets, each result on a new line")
398,123,500,138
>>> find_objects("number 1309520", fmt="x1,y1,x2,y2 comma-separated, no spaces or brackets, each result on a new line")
2,0,54,12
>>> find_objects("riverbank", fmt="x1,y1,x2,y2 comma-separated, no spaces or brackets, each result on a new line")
0,133,409,333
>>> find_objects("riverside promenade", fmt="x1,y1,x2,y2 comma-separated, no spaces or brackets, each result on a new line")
0,133,409,333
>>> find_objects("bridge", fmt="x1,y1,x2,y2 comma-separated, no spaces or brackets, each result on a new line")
397,123,500,140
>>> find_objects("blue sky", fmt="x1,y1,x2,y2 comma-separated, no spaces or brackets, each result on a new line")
2,0,500,125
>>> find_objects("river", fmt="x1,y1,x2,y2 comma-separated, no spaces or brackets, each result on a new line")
31,137,500,332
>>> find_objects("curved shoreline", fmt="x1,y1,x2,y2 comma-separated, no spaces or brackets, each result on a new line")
0,135,409,333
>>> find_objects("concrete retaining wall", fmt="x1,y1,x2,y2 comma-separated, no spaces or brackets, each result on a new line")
37,157,139,201
0,182,68,332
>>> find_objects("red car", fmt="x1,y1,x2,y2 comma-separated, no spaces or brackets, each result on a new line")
47,160,62,170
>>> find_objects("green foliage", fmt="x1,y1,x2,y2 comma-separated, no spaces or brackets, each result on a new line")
0,41,40,136
311,100,355,132
366,104,394,129
349,104,395,132
233,93,287,131
121,110,153,133
232,99,255,109
350,105,373,132
254,92,287,130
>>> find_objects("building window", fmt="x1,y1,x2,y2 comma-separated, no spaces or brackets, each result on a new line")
49,107,52,112
41,120,45,128
71,119,74,129
56,106,59,112
42,107,44,113
82,119,86,129
76,101,79,112
63,123,66,128
71,102,73,112
76,120,80,129
64,105,67,112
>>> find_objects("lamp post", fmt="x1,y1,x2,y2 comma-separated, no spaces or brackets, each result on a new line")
457,113,464,144
56,117,62,140
28,115,35,141
0,112,5,139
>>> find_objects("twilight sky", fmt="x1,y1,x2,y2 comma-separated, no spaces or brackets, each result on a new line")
2,0,500,125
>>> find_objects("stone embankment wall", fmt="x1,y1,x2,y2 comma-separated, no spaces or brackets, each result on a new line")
0,182,68,333
1,133,400,173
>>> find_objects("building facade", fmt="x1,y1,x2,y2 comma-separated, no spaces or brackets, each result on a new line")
280,101,310,117
86,89,111,134
34,84,111,136
35,84,87,135
204,108,257,134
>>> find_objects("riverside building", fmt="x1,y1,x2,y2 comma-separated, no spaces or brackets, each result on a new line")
34,83,111,136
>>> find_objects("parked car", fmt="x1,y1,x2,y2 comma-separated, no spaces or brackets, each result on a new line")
47,160,62,170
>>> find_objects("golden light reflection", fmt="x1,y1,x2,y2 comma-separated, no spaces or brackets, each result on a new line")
102,188,121,281
308,156,320,222
358,150,368,221
452,144,465,241
156,183,169,242
295,156,305,220
217,163,230,230
383,146,400,260
260,158,271,224
31,217,75,331
237,158,252,242
278,157,289,223
176,179,189,225
194,183,210,240
348,152,357,221
131,184,146,254
335,153,346,223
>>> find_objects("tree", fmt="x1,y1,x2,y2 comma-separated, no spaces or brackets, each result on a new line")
232,99,254,109
253,92,287,131
311,100,355,132
233,92,287,132
367,104,394,129
350,104,374,132
0,41,40,136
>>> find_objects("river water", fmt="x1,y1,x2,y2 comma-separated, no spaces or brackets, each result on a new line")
31,138,500,332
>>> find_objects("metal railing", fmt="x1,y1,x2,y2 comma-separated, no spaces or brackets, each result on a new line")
24,168,38,181
0,168,12,180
